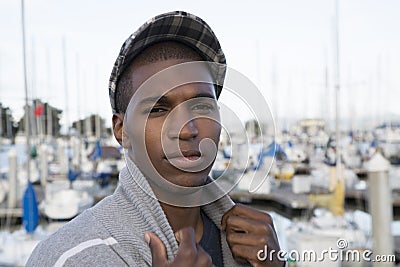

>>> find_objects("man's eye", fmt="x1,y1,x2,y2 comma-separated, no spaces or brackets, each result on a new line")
149,107,167,113
192,103,215,112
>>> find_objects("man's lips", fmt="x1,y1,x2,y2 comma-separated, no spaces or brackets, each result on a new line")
164,150,204,169
165,150,201,160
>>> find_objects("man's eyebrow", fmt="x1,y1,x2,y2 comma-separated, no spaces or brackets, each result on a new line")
192,93,216,99
139,95,168,104
139,92,216,105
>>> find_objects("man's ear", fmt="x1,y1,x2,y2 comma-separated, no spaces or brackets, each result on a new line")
112,113,124,146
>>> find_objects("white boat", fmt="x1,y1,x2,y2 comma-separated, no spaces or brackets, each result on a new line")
375,123,400,165
41,188,94,220
235,171,272,194
285,210,367,267
40,180,95,220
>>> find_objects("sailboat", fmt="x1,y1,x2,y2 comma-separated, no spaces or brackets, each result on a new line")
0,181,49,266
39,38,96,221
0,1,51,265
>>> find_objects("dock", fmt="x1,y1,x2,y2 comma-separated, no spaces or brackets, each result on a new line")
229,180,400,220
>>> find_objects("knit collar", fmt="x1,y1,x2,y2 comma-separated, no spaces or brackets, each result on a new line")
116,152,238,266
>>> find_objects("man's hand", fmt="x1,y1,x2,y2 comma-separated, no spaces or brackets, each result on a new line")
145,227,212,267
221,204,284,267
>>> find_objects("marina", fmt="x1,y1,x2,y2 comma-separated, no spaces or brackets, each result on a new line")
1,118,399,265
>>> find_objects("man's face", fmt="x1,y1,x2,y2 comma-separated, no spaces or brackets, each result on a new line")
123,59,221,187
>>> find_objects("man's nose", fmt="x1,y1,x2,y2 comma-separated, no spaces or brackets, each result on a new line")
166,106,199,140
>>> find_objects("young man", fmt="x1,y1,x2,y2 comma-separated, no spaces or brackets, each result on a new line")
27,11,283,266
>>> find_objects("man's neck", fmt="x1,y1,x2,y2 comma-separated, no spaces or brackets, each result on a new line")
160,202,203,243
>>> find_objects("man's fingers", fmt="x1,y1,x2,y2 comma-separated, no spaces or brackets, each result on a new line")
230,244,261,263
226,232,271,247
221,205,283,266
173,227,198,264
175,227,197,251
145,231,168,266
225,215,275,236
221,204,273,231
196,244,213,267
172,227,214,266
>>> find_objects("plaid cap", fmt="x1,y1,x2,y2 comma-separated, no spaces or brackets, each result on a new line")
108,11,227,114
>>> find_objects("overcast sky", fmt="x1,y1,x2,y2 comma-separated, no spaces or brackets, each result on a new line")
0,0,399,130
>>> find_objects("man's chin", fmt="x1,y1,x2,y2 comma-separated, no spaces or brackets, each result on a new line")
162,172,208,188
134,158,210,187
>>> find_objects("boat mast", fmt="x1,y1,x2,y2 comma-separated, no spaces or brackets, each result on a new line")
63,37,73,187
21,0,31,182
76,54,82,168
324,48,329,123
334,0,342,181
46,49,53,139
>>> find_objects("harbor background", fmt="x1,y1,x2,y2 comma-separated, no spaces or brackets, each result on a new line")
0,0,400,266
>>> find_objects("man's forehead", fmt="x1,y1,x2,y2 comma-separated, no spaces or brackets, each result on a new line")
137,83,216,104
129,60,216,103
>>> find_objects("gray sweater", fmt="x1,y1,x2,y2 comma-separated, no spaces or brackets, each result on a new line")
27,156,246,266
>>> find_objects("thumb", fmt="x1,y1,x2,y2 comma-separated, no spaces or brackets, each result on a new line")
175,227,197,251
145,231,168,266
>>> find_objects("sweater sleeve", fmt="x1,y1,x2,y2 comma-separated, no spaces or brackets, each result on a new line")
26,210,127,267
